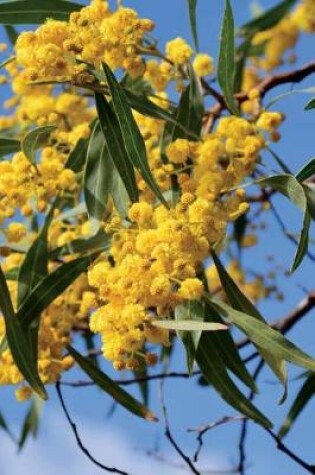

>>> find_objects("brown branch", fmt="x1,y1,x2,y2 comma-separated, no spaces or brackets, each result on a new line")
55,382,130,475
237,60,315,103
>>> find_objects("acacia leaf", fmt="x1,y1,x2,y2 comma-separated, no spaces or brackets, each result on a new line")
67,345,158,422
218,0,240,115
0,266,47,400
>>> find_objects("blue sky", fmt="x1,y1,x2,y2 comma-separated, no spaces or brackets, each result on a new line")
0,1,314,474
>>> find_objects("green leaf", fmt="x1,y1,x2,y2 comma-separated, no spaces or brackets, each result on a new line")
50,228,111,259
233,214,248,250
291,209,311,272
17,202,56,307
154,319,227,331
196,329,272,428
304,185,315,221
0,0,82,25
65,137,89,173
4,25,18,46
121,74,154,96
258,174,306,211
296,158,315,183
171,65,204,141
188,0,199,51
95,93,139,204
101,63,168,207
192,299,257,391
211,251,288,400
84,121,111,221
278,374,315,439
218,0,240,116
175,300,204,373
239,0,297,36
67,345,158,422
207,296,315,372
0,55,15,70
267,147,293,175
0,266,47,400
266,87,315,109
304,98,315,110
0,136,20,157
17,255,96,328
18,395,43,450
22,125,57,166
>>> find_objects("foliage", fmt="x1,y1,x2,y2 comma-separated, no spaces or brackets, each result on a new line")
0,0,314,473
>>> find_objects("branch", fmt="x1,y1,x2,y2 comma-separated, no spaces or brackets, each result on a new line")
237,359,265,475
55,382,130,475
188,416,247,463
159,379,201,475
237,60,315,103
264,428,315,474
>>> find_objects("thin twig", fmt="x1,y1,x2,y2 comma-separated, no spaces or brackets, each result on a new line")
159,379,201,475
237,359,265,475
55,382,130,475
188,416,247,463
264,428,315,474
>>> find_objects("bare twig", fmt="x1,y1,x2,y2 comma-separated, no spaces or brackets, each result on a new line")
55,382,130,475
188,416,247,463
264,428,315,474
159,380,201,475
237,359,265,475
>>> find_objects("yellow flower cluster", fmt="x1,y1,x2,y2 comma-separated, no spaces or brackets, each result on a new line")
87,113,283,369
15,0,154,82
0,253,95,397
251,0,315,71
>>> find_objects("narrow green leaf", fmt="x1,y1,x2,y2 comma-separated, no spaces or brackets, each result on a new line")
67,345,158,422
278,374,315,439
95,93,138,204
0,136,20,157
171,65,204,141
233,214,248,250
211,251,288,400
239,0,297,36
196,330,272,428
18,255,96,328
208,296,315,372
121,74,154,96
18,395,43,450
17,202,56,307
22,125,57,166
188,0,199,51
0,55,15,70
4,25,18,45
196,300,257,391
218,0,240,115
258,174,306,211
84,121,111,220
175,300,204,373
0,266,47,399
0,0,82,25
65,119,97,173
305,98,315,110
154,319,227,331
290,209,311,272
304,185,315,221
266,87,315,109
0,409,15,442
101,63,168,207
267,147,293,175
296,158,315,183
50,228,111,259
